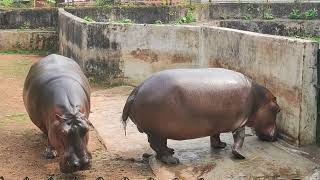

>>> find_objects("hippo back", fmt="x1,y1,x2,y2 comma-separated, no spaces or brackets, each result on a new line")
23,54,90,133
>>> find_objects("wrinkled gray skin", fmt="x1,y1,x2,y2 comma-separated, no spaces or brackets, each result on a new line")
122,68,280,164
23,54,92,173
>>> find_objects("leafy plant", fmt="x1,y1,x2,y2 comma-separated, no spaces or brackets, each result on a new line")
19,22,31,29
263,8,274,20
84,16,95,23
176,10,196,24
243,15,252,20
96,0,112,6
289,9,302,19
154,20,163,25
304,8,318,20
0,0,13,7
46,0,56,5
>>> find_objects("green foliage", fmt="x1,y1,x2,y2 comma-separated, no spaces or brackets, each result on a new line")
96,0,113,6
113,18,132,24
176,10,196,24
289,8,318,20
304,8,318,20
308,36,320,43
0,0,13,7
243,15,252,20
154,20,163,25
84,16,95,23
19,22,31,29
289,9,302,19
263,8,274,20
46,0,56,5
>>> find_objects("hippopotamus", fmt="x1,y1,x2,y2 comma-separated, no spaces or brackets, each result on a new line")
122,68,280,164
23,54,92,173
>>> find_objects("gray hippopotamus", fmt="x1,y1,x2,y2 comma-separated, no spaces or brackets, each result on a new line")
23,54,92,173
122,68,280,164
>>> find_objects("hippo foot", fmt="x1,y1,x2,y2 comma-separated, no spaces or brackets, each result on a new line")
43,150,57,159
165,147,175,155
43,146,57,159
232,149,245,159
157,154,180,165
211,141,227,149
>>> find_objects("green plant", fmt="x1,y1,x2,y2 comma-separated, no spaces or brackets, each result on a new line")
154,20,163,25
289,9,302,19
0,0,13,7
84,16,95,23
176,10,196,24
304,8,318,19
46,0,56,5
243,15,252,20
263,8,274,20
19,22,31,29
96,0,112,6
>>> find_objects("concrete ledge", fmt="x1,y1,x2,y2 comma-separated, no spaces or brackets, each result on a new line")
0,29,58,52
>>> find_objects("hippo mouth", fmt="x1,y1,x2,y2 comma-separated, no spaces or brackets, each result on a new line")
59,154,92,173
257,127,278,142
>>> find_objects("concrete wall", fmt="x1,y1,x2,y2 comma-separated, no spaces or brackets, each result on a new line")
0,30,58,51
219,20,320,36
63,3,320,24
0,8,57,29
59,8,318,146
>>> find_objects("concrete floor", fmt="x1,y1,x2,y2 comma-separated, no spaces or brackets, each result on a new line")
89,86,320,180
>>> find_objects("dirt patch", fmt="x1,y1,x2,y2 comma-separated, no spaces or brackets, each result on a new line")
0,54,151,179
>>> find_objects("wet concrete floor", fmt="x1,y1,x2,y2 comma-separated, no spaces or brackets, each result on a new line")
89,86,320,180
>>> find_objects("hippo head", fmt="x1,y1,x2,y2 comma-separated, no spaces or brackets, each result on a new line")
49,107,92,173
251,84,281,142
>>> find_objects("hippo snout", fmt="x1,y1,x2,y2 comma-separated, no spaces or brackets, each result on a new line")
60,154,91,173
258,127,278,142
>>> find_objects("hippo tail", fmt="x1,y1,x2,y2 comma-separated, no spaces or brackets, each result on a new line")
121,85,140,136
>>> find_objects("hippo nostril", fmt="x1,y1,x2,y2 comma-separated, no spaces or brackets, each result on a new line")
72,161,80,169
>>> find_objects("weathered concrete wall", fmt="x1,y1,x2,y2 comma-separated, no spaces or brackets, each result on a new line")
208,3,320,20
58,9,123,82
65,6,202,24
63,2,320,25
219,20,320,36
59,8,318,146
0,30,58,51
0,8,57,29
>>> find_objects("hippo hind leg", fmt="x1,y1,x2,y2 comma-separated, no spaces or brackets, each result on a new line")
210,134,227,149
147,134,179,165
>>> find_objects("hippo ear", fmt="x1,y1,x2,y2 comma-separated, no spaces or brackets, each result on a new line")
269,101,280,113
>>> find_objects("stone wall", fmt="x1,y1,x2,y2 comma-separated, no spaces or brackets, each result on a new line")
59,8,318,146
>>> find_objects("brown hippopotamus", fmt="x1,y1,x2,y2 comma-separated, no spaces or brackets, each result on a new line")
122,68,280,164
23,54,92,173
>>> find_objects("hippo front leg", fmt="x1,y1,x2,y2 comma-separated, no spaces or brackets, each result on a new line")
147,134,179,165
231,127,245,159
210,134,227,149
43,139,57,159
